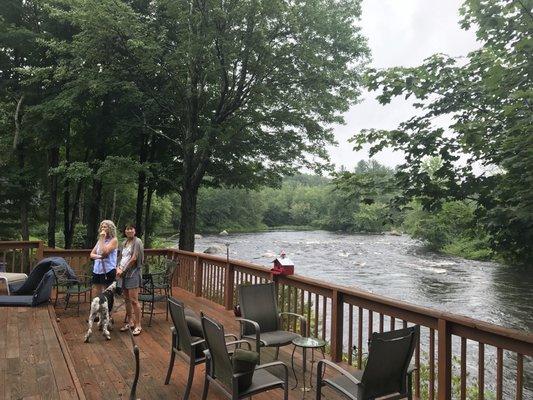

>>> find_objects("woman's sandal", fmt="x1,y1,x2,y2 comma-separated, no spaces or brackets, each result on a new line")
132,327,142,336
119,324,131,332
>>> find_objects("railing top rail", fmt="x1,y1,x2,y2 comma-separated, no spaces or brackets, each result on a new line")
2,242,530,350
170,249,533,347
0,241,41,249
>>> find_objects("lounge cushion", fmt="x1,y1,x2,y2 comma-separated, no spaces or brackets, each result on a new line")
0,295,34,306
0,270,54,307
232,348,259,391
13,257,67,295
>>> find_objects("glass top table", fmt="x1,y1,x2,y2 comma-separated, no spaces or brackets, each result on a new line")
291,337,327,398
292,337,327,348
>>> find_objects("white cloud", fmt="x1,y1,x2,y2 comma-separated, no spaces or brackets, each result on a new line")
328,0,480,171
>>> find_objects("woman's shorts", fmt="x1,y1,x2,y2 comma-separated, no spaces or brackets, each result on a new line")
122,268,141,289
92,269,116,286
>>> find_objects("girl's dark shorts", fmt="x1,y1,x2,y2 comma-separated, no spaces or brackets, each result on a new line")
92,269,116,286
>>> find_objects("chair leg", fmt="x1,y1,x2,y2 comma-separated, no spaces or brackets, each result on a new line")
77,293,81,316
148,302,154,327
64,293,70,311
275,346,280,360
183,358,195,400
201,373,209,400
164,348,176,385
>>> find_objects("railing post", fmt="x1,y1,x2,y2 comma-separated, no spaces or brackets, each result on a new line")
194,256,203,297
36,241,44,261
224,262,234,310
438,318,452,400
330,289,344,362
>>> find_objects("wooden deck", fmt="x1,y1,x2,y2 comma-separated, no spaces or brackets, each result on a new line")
52,286,340,400
0,305,85,400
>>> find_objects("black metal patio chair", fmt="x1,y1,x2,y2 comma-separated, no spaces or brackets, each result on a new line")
164,297,238,400
51,264,92,316
152,259,178,298
316,325,419,400
200,312,289,400
237,282,306,361
138,273,168,326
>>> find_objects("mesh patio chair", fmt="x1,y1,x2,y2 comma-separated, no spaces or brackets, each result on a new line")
164,297,238,400
316,325,419,400
152,259,178,298
138,273,168,326
51,264,92,316
200,312,289,400
237,282,306,361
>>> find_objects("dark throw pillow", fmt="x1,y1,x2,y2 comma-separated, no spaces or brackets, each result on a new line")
232,348,259,392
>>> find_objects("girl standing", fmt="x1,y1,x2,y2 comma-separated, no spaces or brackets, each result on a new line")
117,224,144,336
90,220,118,294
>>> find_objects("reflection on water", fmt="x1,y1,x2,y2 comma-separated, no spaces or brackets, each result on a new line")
192,230,533,398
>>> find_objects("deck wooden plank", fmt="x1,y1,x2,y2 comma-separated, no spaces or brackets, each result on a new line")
54,286,346,400
0,289,352,400
0,307,83,400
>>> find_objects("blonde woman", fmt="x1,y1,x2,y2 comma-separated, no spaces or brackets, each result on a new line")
117,224,144,336
90,220,119,294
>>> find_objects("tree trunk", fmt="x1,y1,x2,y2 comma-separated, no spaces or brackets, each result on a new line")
47,146,60,247
135,125,149,237
135,171,146,236
111,188,117,221
143,186,154,248
178,183,199,251
65,181,82,249
13,95,29,241
17,149,29,241
86,178,102,247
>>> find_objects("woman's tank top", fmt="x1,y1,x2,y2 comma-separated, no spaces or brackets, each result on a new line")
93,238,118,274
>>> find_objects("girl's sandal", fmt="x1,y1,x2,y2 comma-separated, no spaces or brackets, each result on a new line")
132,327,142,336
119,324,131,332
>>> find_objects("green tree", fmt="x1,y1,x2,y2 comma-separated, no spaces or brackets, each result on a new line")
354,0,533,264
50,0,369,250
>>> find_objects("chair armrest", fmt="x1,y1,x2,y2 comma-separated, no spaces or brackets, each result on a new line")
225,340,252,350
233,361,288,389
317,359,362,386
236,318,261,354
279,312,307,336
225,333,239,341
256,361,289,383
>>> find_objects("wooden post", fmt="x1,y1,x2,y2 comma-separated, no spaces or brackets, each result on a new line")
438,318,452,400
330,289,344,362
36,241,44,261
224,262,234,310
194,255,203,297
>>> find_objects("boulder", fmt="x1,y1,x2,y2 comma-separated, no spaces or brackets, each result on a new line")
204,246,220,254
388,230,402,236
194,234,203,239
219,230,228,236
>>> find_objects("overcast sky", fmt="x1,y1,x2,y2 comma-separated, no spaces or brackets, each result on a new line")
327,0,480,171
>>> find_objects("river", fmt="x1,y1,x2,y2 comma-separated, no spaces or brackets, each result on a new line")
192,230,533,397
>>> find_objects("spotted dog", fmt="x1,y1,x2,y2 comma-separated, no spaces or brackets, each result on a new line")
84,281,121,342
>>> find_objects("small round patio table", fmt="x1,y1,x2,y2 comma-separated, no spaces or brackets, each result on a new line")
290,337,326,397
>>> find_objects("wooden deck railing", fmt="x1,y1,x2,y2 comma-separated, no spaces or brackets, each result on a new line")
3,241,532,400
